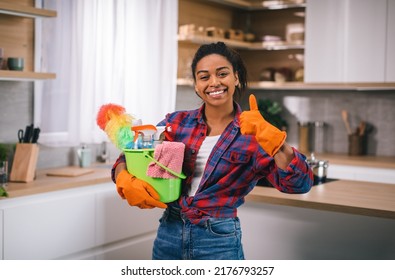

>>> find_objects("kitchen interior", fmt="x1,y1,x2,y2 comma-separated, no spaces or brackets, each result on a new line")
0,0,395,260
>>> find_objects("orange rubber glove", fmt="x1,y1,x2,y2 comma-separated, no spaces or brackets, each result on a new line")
240,94,287,157
116,169,167,209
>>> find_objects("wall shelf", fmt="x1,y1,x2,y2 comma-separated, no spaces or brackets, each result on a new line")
178,34,304,51
248,81,395,90
178,0,306,86
206,0,306,10
0,2,56,18
0,70,56,81
0,1,57,81
177,78,395,91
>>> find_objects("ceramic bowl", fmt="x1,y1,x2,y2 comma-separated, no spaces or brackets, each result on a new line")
7,57,24,71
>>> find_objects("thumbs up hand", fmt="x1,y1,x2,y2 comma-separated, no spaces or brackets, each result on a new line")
240,94,287,157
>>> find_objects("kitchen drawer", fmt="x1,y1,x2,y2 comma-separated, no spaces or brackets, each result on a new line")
3,191,96,260
0,182,162,260
95,187,162,246
328,164,395,184
93,233,156,260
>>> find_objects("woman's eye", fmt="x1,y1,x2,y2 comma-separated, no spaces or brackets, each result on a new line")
218,71,229,77
198,75,209,80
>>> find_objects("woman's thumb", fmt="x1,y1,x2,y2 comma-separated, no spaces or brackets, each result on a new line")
249,94,258,111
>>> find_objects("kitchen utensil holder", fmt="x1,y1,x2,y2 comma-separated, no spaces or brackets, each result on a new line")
10,143,39,182
348,134,365,156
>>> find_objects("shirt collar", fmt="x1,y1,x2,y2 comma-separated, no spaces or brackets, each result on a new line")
194,102,242,127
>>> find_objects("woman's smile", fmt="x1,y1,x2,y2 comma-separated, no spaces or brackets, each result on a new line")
206,88,226,98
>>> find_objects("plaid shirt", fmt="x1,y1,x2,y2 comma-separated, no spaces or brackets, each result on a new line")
112,102,313,225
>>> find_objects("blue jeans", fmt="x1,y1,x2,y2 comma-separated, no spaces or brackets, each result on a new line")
152,206,245,260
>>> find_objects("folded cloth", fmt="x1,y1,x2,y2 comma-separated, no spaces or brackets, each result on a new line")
146,141,185,179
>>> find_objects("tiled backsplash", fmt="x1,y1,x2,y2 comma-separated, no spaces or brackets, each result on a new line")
176,86,395,156
1,81,395,171
0,81,33,141
0,81,119,169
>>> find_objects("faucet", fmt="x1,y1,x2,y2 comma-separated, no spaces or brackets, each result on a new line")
98,141,110,163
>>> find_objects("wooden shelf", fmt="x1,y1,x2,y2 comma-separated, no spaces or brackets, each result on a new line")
248,81,395,90
178,34,304,51
0,2,56,18
206,0,306,10
177,78,395,91
0,70,56,81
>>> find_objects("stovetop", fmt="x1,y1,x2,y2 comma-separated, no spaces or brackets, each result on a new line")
313,177,339,186
257,177,339,188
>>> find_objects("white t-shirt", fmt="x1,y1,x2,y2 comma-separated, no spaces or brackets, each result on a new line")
189,135,220,196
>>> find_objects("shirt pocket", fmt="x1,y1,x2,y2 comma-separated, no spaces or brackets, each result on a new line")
206,217,241,237
221,150,251,164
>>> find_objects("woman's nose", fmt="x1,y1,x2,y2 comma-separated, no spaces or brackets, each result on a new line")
209,75,220,86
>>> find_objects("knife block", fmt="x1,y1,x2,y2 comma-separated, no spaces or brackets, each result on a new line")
10,143,39,182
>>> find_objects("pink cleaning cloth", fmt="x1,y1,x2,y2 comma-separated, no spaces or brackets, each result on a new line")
146,141,185,179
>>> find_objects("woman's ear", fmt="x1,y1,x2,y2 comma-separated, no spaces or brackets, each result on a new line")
235,72,240,87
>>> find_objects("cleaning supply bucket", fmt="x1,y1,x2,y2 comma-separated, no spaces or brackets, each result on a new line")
123,148,186,203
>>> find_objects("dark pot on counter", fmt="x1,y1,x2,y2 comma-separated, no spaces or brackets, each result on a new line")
306,153,329,185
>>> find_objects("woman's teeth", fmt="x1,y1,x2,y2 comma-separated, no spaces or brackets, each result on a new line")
208,90,224,96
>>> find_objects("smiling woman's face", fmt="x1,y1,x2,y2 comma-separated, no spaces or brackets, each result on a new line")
194,54,239,108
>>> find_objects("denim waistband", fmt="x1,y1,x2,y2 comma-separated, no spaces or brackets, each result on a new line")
166,206,182,220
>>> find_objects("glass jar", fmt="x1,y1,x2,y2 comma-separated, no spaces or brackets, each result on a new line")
312,121,326,154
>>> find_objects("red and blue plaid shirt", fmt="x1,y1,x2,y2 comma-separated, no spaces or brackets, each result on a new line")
112,102,313,225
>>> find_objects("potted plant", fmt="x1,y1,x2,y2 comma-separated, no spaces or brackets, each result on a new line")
0,143,9,197
257,98,288,131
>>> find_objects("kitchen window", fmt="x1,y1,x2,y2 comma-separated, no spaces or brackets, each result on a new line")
34,0,178,146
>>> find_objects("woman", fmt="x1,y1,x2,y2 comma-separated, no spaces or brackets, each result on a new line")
112,42,313,260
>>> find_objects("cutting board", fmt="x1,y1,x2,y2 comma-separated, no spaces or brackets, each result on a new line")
46,167,94,177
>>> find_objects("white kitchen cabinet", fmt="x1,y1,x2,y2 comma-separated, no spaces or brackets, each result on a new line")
387,0,395,81
95,188,161,245
305,0,390,82
94,235,157,260
328,164,395,184
3,190,96,260
1,183,162,260
239,201,395,259
94,187,162,259
0,209,3,260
